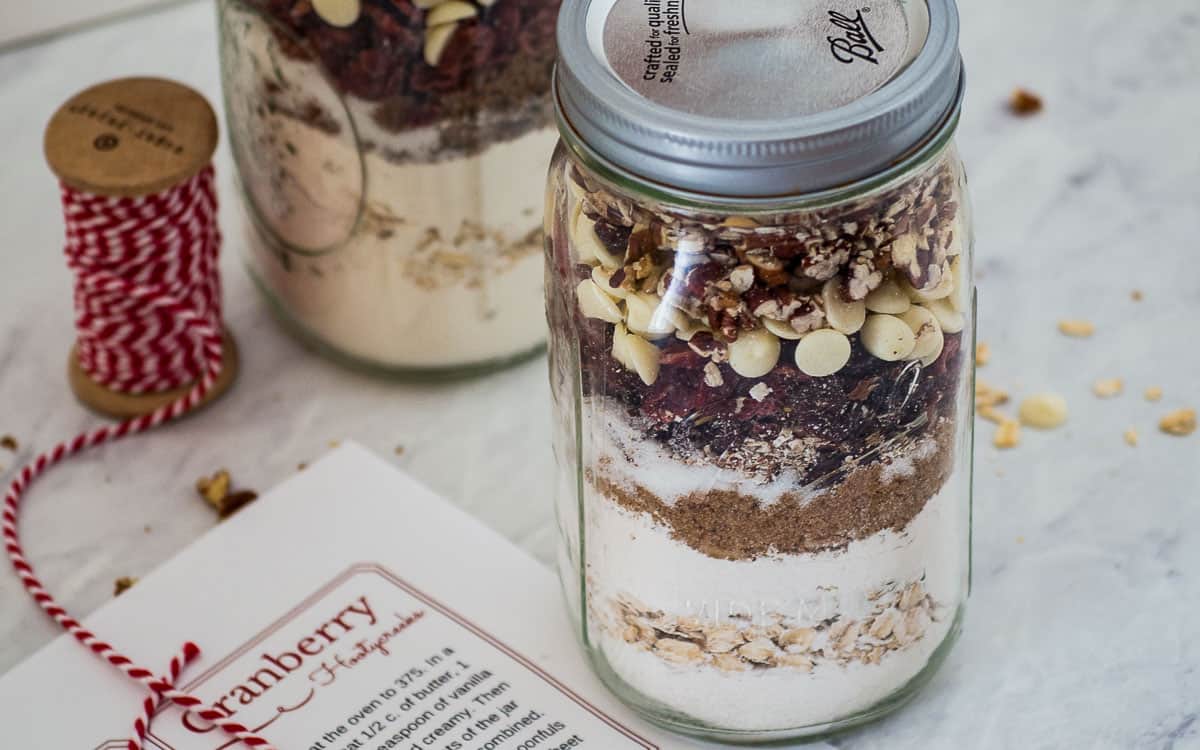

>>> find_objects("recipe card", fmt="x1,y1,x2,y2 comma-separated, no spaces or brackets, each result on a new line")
0,443,674,749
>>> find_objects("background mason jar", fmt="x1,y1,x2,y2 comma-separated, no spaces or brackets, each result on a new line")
217,0,560,375
545,135,975,742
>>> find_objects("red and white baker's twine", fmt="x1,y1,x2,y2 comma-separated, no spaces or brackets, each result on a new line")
1,167,274,749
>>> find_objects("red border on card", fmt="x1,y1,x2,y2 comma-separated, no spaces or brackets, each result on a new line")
140,563,657,749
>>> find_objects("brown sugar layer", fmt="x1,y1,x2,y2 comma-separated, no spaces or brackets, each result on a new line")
592,419,957,561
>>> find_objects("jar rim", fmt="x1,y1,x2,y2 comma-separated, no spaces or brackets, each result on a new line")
554,0,965,199
555,73,964,212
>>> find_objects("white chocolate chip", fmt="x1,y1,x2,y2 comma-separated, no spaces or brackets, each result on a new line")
576,279,623,324
611,323,632,368
674,313,709,341
822,278,866,334
924,297,965,334
900,274,954,303
591,266,629,299
861,314,917,361
625,293,674,339
949,255,967,312
313,0,362,26
612,324,661,386
794,329,852,377
1019,393,1068,430
570,213,621,268
567,204,594,264
727,328,781,378
426,0,478,26
865,278,912,314
625,332,662,386
423,22,458,66
762,317,805,340
899,306,945,366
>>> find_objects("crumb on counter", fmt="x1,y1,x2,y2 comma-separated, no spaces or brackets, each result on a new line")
1009,88,1044,116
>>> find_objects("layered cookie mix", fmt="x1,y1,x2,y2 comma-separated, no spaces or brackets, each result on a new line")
548,152,972,731
219,0,560,368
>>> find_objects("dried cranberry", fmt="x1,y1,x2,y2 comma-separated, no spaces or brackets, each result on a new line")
593,220,632,255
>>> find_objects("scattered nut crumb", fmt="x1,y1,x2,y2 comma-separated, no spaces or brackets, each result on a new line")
1009,88,1044,116
976,379,1012,424
749,383,773,402
1019,393,1069,430
297,462,308,471
394,445,406,456
196,470,231,506
975,342,991,367
329,440,342,448
1057,319,1095,338
1015,536,1025,544
703,362,724,388
976,380,1010,410
195,470,259,519
1160,409,1197,437
0,435,17,451
1131,290,1143,302
994,419,1021,449
1123,428,1139,446
977,405,1005,424
1092,378,1124,398
114,577,138,597
1145,387,1163,402
143,525,151,534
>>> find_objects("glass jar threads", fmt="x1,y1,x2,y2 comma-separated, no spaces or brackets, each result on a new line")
545,0,973,741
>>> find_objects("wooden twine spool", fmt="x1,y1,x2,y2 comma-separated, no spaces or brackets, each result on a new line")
43,77,238,419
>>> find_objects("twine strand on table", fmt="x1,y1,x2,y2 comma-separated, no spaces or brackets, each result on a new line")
1,167,274,750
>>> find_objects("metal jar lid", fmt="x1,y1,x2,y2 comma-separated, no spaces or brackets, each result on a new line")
554,0,964,199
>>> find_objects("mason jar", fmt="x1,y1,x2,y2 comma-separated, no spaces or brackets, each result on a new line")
217,0,560,374
545,0,973,741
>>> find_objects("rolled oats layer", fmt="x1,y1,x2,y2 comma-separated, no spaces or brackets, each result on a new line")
605,578,940,674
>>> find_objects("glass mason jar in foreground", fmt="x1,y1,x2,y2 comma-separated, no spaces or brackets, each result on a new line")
217,0,560,374
546,0,973,742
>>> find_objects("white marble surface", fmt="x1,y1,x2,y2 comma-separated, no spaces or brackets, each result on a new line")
1,1,1198,747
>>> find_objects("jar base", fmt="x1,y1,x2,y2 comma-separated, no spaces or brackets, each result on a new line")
585,605,965,746
246,264,546,381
